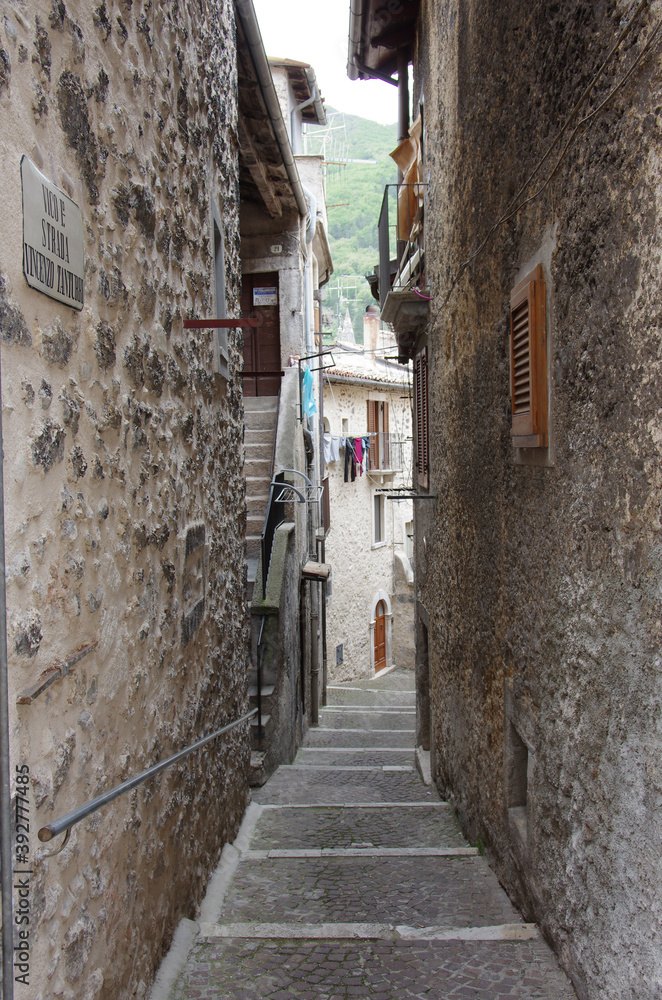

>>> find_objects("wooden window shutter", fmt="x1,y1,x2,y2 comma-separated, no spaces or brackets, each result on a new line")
367,400,378,469
510,264,547,448
415,347,429,489
382,401,390,468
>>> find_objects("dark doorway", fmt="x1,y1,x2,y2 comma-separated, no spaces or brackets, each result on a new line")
241,272,282,396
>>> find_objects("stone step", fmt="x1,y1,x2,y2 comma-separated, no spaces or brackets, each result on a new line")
244,428,274,445
317,708,416,731
244,396,279,411
304,728,415,749
251,765,435,806
244,441,272,460
215,854,519,927
326,687,417,708
294,748,415,768
174,934,577,999
249,802,467,851
248,684,275,699
244,458,272,479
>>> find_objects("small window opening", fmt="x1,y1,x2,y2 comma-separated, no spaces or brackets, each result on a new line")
373,494,385,544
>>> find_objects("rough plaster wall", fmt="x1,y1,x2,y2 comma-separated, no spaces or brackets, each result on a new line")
0,1,249,997
323,379,413,680
416,0,662,997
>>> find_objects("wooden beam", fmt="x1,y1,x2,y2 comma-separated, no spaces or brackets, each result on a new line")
238,118,282,219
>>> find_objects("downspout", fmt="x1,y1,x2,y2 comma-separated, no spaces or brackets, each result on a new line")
235,0,308,217
347,0,365,81
0,352,13,1000
302,185,317,354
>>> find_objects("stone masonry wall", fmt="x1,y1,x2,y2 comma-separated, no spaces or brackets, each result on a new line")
0,2,248,997
415,1,662,997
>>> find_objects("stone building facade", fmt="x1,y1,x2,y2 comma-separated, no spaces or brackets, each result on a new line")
323,319,414,682
349,1,662,998
0,1,250,997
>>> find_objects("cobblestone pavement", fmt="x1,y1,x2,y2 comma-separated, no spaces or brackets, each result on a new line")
169,668,577,999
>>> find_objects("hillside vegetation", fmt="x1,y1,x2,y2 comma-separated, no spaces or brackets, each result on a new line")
306,109,398,340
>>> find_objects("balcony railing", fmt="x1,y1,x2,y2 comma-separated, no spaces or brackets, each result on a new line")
377,182,426,310
366,432,410,473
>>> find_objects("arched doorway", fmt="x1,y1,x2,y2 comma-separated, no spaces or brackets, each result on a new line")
374,600,387,673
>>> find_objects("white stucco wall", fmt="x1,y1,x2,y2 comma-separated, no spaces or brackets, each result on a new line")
322,371,413,681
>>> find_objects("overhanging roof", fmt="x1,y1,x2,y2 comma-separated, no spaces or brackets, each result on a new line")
269,59,327,125
235,6,307,218
348,0,421,81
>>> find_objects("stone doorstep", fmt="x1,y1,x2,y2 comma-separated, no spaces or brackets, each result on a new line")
197,921,539,943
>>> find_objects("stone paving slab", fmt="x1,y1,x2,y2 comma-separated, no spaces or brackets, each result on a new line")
219,857,521,926
333,668,416,691
295,748,415,767
171,938,577,999
318,710,416,730
304,727,415,748
250,804,467,850
251,767,436,805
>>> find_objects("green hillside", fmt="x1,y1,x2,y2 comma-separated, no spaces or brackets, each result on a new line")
306,110,398,341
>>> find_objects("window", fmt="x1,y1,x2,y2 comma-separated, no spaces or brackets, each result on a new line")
213,208,229,380
414,347,429,489
510,264,547,448
367,400,390,470
373,493,385,544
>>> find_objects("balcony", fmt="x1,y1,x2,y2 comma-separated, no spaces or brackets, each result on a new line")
366,431,410,483
376,182,430,349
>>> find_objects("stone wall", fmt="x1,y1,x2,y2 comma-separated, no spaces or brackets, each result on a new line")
415,0,662,996
0,1,249,997
323,376,413,681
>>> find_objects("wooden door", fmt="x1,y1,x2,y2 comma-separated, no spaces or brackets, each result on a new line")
241,272,282,396
374,600,386,673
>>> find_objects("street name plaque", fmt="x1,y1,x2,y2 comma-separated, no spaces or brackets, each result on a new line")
21,156,84,311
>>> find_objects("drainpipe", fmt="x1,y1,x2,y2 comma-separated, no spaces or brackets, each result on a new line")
302,184,316,355
310,577,320,725
0,352,13,1000
235,0,308,217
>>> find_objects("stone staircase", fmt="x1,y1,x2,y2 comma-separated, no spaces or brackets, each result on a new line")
243,396,279,598
160,669,577,1000
243,396,279,769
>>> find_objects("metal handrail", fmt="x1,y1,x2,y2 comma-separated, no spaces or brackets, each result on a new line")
37,709,257,849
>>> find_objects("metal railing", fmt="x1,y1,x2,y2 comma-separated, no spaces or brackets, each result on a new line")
37,709,257,852
366,432,410,472
260,473,286,600
377,182,426,309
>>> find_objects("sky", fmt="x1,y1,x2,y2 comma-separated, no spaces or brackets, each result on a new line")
251,0,398,126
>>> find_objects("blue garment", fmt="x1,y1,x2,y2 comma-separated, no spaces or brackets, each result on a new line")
302,364,317,417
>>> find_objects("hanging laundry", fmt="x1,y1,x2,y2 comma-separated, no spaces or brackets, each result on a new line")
355,436,363,476
344,438,356,483
331,436,341,462
323,433,333,464
302,364,317,417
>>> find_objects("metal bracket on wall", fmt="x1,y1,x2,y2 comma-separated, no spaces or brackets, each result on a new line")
377,487,437,501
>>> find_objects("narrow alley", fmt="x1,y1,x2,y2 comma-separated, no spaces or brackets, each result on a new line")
160,670,576,999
